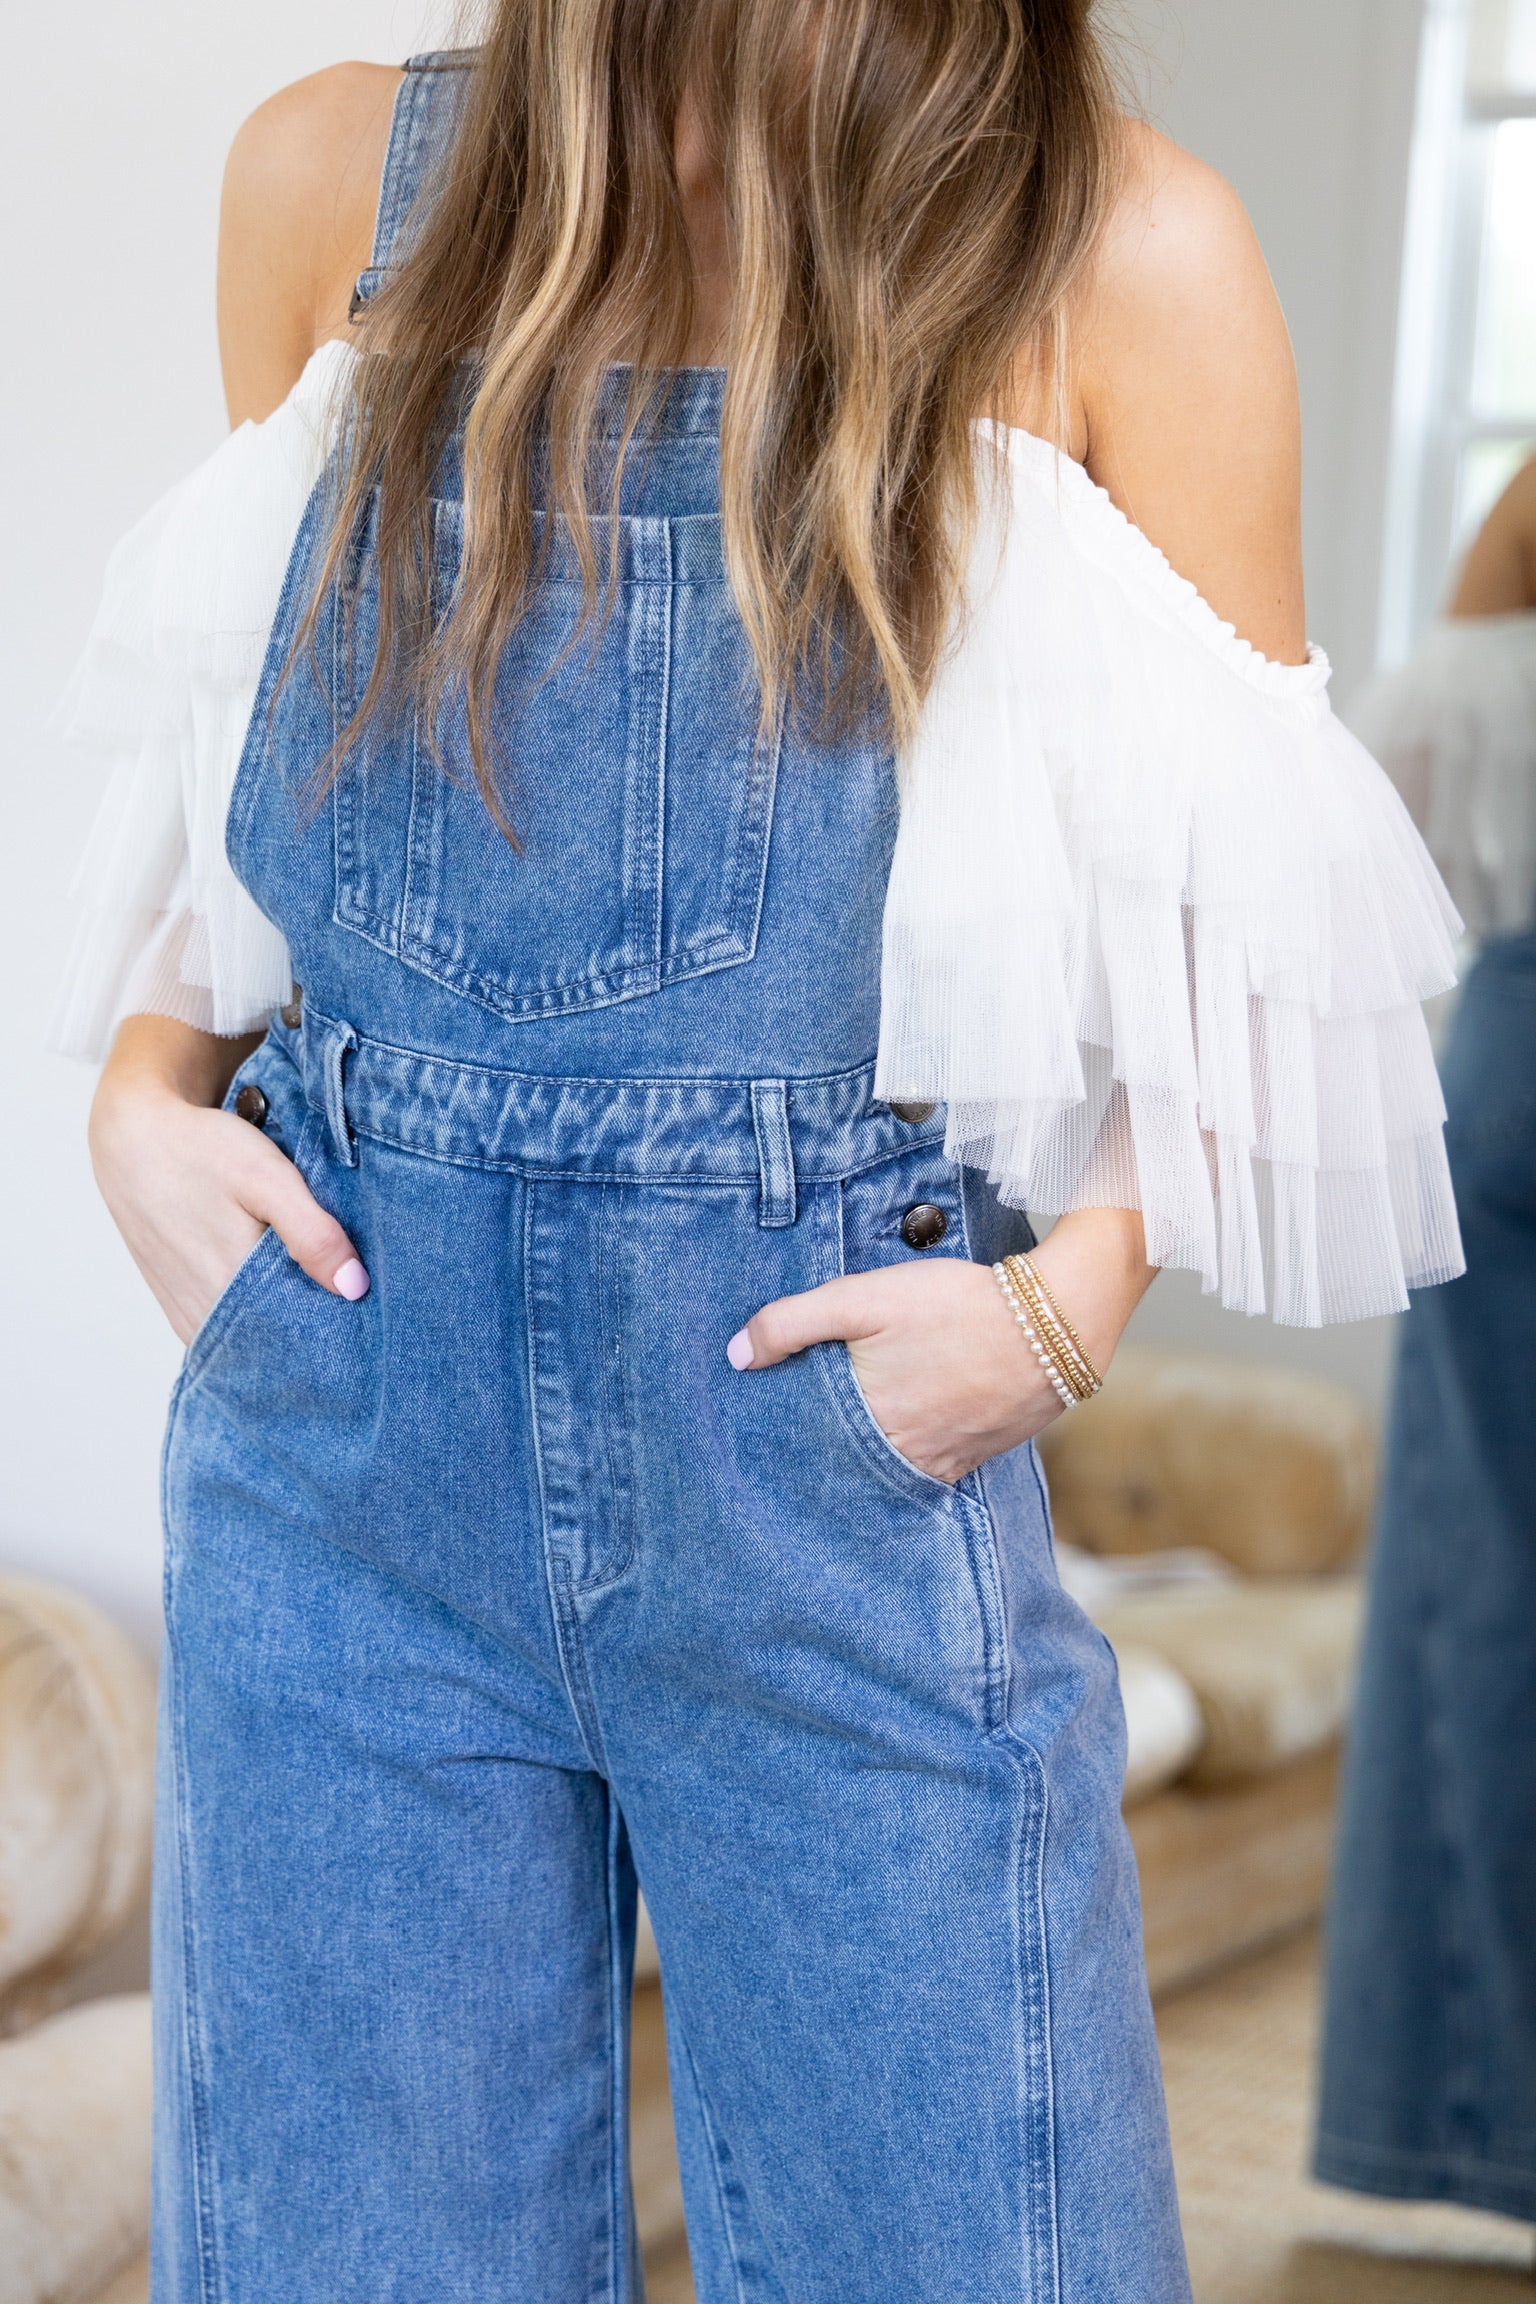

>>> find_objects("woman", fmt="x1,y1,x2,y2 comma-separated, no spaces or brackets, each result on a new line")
55,9,1460,2298
1318,461,1536,2222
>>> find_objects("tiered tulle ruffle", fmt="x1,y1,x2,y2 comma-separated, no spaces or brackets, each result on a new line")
875,429,1465,1325
54,364,1464,1325
1350,613,1536,942
49,339,353,1058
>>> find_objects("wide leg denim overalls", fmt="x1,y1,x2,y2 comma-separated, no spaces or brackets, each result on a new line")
153,54,1189,2304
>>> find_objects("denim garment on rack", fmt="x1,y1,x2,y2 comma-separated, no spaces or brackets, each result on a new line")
1318,928,1536,2221
151,51,1189,2304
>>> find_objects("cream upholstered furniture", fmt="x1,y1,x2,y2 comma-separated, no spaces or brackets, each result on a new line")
1039,1350,1373,1576
0,1576,155,2304
1038,1349,1373,1996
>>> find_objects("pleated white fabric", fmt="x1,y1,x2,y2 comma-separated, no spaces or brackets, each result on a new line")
53,368,1465,1326
50,339,354,1059
874,432,1464,1325
1350,613,1536,942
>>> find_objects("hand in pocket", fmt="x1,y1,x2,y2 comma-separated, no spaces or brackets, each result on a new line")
92,1077,370,1346
726,1257,1064,1483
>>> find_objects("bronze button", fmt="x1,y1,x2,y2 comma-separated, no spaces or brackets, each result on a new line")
280,987,303,1029
890,1100,937,1125
900,1202,948,1250
234,1084,270,1129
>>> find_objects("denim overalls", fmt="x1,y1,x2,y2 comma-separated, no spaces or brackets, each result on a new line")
153,54,1189,2304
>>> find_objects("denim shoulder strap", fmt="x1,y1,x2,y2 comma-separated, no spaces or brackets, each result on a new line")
350,51,478,318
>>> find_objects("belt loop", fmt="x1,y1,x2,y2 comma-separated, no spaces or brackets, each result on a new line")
321,1019,360,1168
750,1080,796,1229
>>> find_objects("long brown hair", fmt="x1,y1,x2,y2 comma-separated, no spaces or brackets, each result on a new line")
316,0,1121,809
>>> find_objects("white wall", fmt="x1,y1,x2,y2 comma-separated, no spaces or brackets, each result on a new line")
0,1,454,1652
1,0,1427,1661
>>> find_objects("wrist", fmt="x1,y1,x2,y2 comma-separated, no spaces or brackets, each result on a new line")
100,1016,261,1114
1023,1209,1155,1377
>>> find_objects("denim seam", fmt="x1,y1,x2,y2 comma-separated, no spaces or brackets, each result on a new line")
716,708,781,969
335,905,666,1016
176,1231,287,1395
680,2031,751,2304
965,1371,1059,2289
954,1205,1017,1738
1406,1386,1485,2141
960,1480,1013,1746
155,1543,227,2304
522,1183,612,1772
602,1785,629,2304
611,518,665,1009
814,1189,1016,1742
579,1182,638,1591
647,519,672,989
401,568,435,954
294,1107,947,1190
552,1557,613,1776
296,1005,888,1094
1315,2131,1536,2198
815,1335,954,1503
225,497,340,892
999,1730,1061,2304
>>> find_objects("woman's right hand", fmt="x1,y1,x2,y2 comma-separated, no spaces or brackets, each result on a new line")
90,1015,369,1347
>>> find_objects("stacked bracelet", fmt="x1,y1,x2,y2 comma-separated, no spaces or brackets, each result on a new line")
992,1253,1104,1411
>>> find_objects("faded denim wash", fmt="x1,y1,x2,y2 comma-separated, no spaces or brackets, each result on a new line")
151,52,1190,2304
1318,928,1536,2220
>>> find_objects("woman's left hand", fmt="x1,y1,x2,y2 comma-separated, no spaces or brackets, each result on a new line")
725,1207,1158,1484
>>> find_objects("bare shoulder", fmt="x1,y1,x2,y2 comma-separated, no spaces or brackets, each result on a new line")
1067,120,1307,663
218,62,401,426
1093,122,1271,322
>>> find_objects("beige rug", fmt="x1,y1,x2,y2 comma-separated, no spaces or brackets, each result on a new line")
90,1934,1536,2303
636,1933,1536,2303
1160,1930,1535,2303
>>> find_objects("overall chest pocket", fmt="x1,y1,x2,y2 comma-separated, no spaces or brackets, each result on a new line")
331,504,779,1022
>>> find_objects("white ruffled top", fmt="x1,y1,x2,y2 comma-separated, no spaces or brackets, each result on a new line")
53,342,1465,1327
1349,613,1536,943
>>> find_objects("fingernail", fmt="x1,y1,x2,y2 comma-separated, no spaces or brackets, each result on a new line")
726,1328,755,1371
334,1259,371,1302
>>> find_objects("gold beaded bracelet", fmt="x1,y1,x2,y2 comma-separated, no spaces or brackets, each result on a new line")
1004,1254,1103,1402
994,1262,1078,1410
993,1253,1104,1410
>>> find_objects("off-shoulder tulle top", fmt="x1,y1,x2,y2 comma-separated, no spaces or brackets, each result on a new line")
51,338,1466,1327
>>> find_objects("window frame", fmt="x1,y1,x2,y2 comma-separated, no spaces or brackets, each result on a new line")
1379,0,1536,659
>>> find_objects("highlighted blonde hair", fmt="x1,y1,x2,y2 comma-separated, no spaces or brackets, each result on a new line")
318,0,1121,809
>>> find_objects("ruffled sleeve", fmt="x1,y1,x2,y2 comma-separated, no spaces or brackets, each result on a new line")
50,339,356,1060
876,429,1466,1327
1349,614,1536,942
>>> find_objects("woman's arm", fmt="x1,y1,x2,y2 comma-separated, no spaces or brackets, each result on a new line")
1073,123,1307,666
1450,456,1536,618
89,69,395,1343
734,128,1307,1471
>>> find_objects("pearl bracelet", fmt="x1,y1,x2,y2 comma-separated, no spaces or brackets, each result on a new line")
1002,1253,1103,1404
993,1261,1080,1411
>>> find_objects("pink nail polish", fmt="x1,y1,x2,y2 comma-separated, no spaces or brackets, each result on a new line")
334,1258,371,1302
726,1328,755,1371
